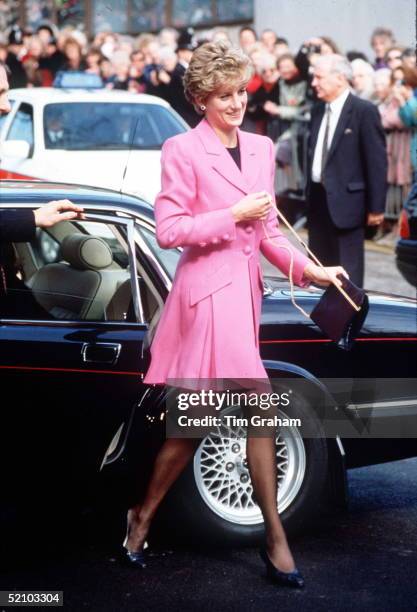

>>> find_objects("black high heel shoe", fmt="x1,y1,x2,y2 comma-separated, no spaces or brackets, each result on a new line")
121,511,147,569
259,548,305,589
121,545,147,568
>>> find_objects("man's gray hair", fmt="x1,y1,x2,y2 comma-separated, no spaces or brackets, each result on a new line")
315,54,353,82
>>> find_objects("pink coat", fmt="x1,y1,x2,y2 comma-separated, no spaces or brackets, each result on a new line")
143,118,311,386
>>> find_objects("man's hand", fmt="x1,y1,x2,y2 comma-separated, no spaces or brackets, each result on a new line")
366,212,384,226
33,199,85,228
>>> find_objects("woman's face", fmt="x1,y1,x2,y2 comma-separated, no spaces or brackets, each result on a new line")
203,78,248,132
278,58,297,81
261,65,279,85
352,69,370,93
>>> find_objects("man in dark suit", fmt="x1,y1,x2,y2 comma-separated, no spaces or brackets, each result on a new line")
306,54,387,287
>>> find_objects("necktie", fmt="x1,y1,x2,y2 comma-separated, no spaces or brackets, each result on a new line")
320,104,331,183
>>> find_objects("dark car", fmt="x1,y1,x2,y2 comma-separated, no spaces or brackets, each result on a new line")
396,183,417,287
1,181,417,549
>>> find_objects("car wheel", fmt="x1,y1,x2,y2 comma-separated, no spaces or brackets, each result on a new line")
168,388,329,545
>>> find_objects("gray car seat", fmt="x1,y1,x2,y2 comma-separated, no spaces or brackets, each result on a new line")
29,234,129,320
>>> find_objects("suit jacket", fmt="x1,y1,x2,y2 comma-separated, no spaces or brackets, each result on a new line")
307,93,387,229
0,209,36,244
144,118,311,385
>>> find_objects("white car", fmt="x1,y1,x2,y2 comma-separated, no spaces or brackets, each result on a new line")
0,84,188,204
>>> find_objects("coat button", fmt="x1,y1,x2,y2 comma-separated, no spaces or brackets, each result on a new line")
222,233,230,241
212,237,219,244
199,242,207,247
243,245,252,255
245,225,254,233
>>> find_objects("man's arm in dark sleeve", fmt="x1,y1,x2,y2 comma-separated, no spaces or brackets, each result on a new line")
360,102,388,215
0,209,36,243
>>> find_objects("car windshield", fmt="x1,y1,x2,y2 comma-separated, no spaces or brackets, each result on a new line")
43,102,185,150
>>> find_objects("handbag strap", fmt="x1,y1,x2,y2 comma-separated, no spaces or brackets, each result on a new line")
261,219,310,319
262,203,361,313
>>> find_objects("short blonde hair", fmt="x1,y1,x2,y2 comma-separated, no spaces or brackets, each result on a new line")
183,40,253,114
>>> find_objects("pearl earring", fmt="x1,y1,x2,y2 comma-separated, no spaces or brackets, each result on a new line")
200,105,206,111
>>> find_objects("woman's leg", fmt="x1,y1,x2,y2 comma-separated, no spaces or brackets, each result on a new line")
126,437,200,552
246,435,296,572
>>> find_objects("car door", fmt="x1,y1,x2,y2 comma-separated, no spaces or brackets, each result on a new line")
0,207,149,514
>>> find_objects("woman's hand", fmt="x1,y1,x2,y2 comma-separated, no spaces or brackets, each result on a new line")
263,100,280,116
303,262,349,287
231,191,273,223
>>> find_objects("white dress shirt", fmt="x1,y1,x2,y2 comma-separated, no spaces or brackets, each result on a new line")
311,87,351,183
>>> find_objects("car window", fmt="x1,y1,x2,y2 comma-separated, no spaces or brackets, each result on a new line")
0,220,136,323
138,224,180,280
0,100,15,135
43,102,185,150
6,102,34,148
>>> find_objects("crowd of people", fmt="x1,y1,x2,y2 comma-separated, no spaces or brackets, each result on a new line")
1,22,416,231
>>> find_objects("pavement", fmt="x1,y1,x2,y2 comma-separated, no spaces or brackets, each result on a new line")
1,458,417,611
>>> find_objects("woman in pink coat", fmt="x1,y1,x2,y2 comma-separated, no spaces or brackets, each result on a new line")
123,41,347,588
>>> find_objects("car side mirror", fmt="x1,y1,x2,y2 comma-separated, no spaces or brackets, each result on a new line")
0,140,31,159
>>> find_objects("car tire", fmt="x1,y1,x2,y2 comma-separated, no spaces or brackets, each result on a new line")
166,385,329,545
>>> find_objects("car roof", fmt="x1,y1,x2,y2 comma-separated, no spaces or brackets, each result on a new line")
8,88,171,107
0,180,154,220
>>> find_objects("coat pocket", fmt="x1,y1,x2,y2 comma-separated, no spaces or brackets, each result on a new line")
189,263,232,306
347,181,366,192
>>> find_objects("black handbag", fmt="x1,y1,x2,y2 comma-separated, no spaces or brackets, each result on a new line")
262,206,369,350
309,274,369,350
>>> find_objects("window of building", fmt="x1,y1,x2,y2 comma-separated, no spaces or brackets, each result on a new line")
56,0,86,30
25,0,54,29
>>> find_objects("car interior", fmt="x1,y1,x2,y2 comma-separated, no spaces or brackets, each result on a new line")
6,216,162,326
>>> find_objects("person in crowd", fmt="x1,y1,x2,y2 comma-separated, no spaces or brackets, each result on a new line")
107,51,131,90
127,49,147,93
99,56,116,87
319,36,341,55
263,53,309,140
274,37,290,58
37,33,66,82
370,27,396,70
260,28,278,54
396,66,417,180
246,43,265,93
351,58,376,101
307,54,387,287
21,35,45,87
62,37,87,71
246,53,280,135
158,27,178,50
158,31,200,126
375,68,412,229
385,45,406,71
401,48,417,71
238,26,257,52
123,40,345,588
5,25,28,88
212,27,231,44
346,50,369,63
85,47,105,75
373,67,392,105
36,23,57,47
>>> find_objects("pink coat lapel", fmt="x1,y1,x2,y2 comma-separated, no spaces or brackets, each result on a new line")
194,119,260,195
